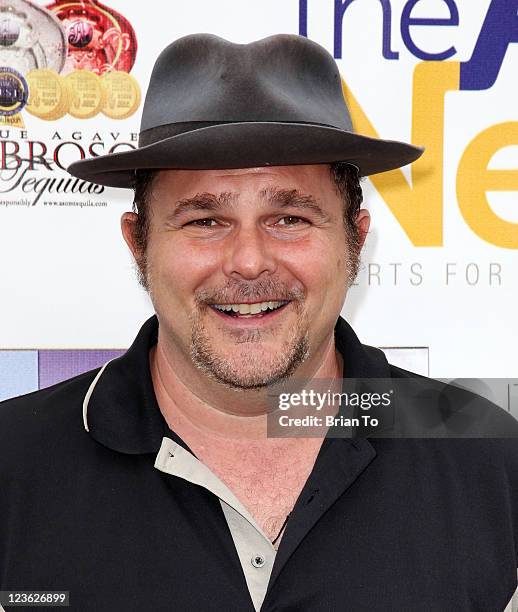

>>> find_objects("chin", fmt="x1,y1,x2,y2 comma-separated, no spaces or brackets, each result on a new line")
210,368,293,391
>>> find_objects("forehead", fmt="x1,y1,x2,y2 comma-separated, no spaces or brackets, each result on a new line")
151,164,337,201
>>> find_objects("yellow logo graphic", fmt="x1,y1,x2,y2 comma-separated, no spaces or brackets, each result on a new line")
342,62,518,249
25,69,69,120
24,68,141,121
100,71,141,120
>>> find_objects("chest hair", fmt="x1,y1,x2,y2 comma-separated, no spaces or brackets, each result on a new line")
195,439,324,545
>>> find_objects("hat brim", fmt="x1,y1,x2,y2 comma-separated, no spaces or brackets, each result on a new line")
67,122,424,188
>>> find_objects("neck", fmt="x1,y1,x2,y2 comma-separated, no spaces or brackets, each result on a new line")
150,333,344,443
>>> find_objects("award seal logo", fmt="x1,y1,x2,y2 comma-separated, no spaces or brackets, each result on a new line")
65,69,105,119
46,0,138,75
0,1,67,74
67,20,94,49
25,69,70,120
0,67,28,116
101,70,140,119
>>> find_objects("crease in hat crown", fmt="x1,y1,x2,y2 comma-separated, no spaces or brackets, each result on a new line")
67,32,424,189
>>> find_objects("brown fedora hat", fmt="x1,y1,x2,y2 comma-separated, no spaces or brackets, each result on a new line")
67,33,424,188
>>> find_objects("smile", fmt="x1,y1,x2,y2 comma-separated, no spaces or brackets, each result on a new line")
209,300,290,319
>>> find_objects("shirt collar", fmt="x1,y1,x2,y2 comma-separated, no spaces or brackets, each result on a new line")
83,314,391,454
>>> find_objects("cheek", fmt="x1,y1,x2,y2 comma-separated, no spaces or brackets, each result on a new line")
312,240,348,305
148,239,218,299
282,237,345,292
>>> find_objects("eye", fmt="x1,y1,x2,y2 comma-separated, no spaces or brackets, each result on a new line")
276,216,310,226
185,218,218,227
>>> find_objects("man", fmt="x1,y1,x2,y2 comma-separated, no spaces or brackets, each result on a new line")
1,34,517,612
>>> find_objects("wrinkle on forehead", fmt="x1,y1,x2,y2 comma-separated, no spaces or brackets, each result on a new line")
151,165,339,216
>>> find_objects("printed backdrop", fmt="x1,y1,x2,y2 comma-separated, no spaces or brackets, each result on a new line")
0,0,517,399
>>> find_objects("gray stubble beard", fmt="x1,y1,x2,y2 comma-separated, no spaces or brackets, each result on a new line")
189,302,311,391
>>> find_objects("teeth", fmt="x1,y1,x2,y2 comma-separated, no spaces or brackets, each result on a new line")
213,300,287,314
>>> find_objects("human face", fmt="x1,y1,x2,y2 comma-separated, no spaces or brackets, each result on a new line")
122,165,368,390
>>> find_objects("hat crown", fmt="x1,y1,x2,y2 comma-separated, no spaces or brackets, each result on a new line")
140,33,353,133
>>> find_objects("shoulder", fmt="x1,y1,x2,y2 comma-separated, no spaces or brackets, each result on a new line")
0,368,100,466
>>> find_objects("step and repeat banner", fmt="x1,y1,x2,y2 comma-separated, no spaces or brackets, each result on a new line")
0,0,516,399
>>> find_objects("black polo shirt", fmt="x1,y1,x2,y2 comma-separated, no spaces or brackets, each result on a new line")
1,315,517,611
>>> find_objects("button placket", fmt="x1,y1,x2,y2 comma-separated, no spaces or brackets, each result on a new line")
155,438,275,612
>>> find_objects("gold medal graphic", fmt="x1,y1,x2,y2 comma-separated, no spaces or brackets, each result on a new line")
65,70,105,119
101,71,141,120
25,70,70,121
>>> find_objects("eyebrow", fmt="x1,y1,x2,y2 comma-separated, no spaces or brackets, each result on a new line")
259,187,330,221
166,187,330,223
166,192,237,223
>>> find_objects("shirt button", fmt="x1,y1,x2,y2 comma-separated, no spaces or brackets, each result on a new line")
251,554,266,568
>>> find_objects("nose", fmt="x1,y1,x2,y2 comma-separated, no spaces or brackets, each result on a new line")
222,224,278,280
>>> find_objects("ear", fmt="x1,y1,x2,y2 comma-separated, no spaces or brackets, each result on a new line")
121,212,141,260
355,208,370,249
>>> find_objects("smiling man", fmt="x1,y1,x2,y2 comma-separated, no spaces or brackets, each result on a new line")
1,33,518,612
127,165,367,392
120,163,365,556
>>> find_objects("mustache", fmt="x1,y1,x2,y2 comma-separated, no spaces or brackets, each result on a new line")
195,279,305,305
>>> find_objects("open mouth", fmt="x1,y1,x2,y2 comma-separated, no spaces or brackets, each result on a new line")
209,300,291,319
